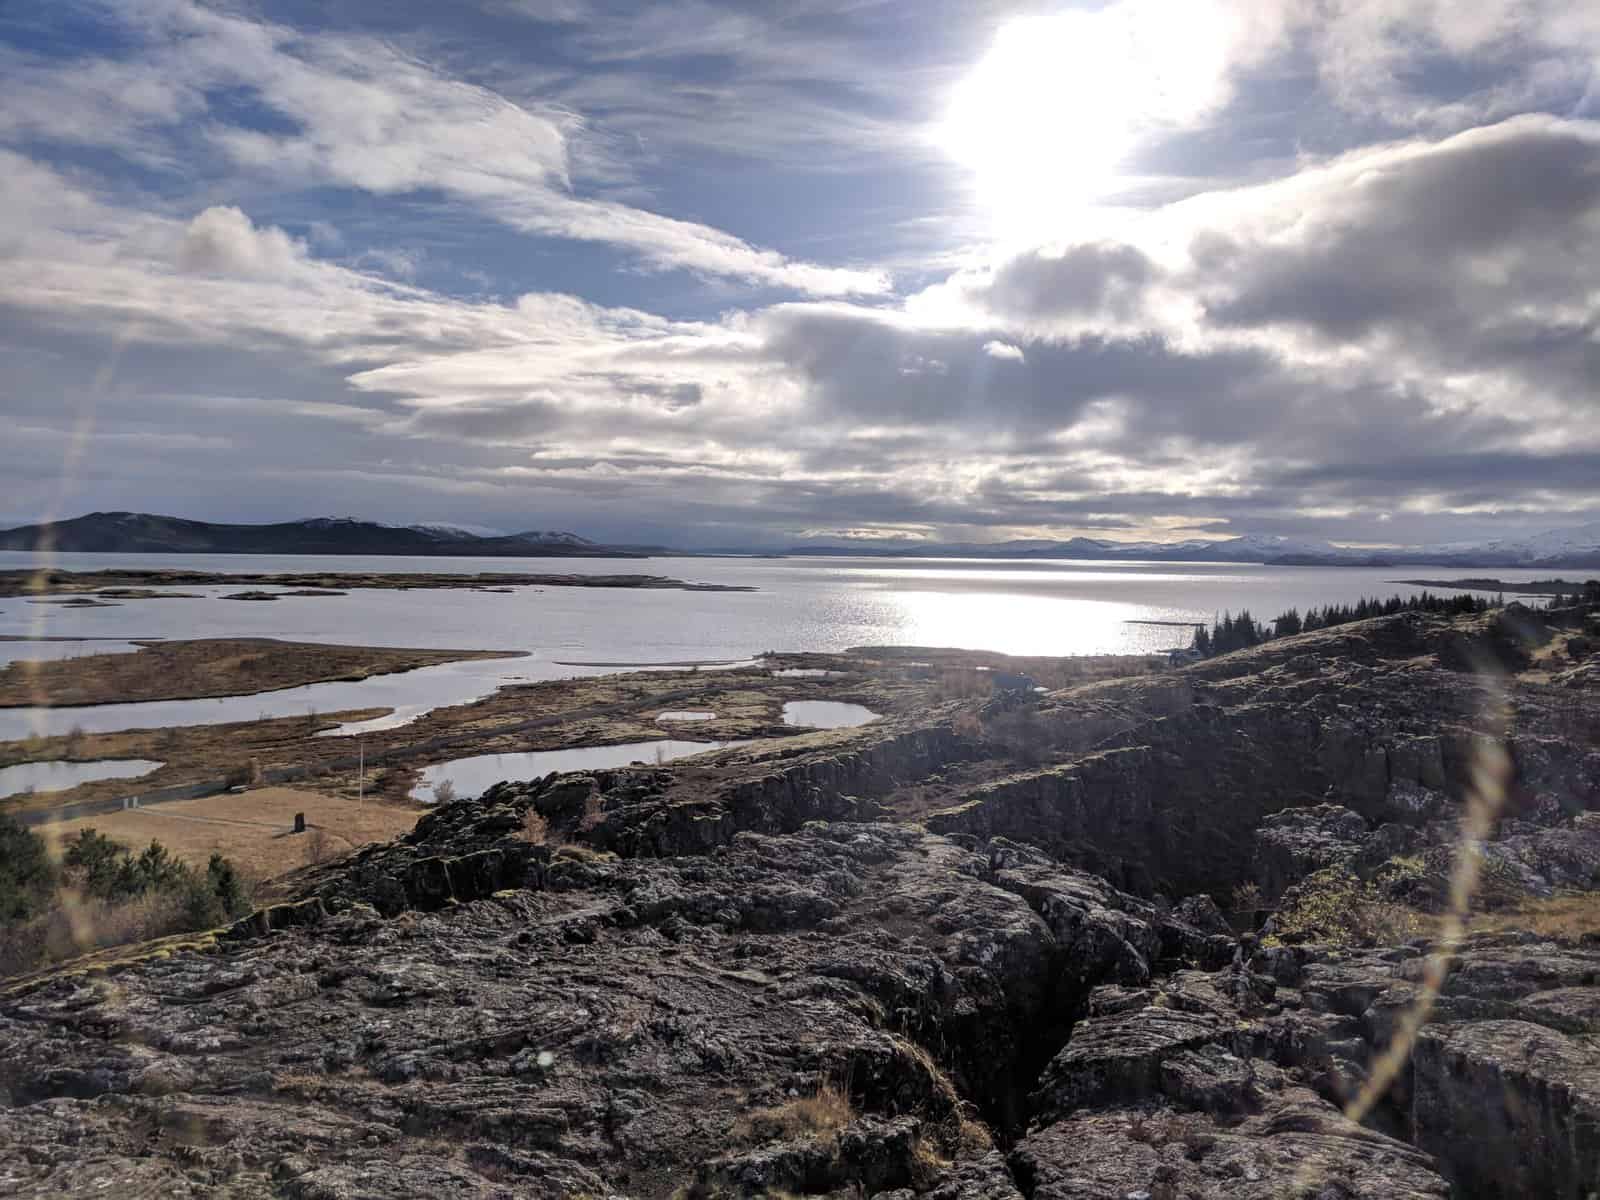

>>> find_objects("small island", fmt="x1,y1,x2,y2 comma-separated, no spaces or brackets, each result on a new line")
0,638,525,708
0,567,754,597
1394,577,1598,595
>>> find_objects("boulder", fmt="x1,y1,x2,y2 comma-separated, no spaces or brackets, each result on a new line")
1412,1019,1600,1198
1012,1096,1450,1199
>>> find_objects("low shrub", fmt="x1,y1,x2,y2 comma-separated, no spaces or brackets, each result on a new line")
933,669,993,701
304,826,332,864
518,809,550,844
734,1081,854,1142
951,710,984,739
1266,867,1426,949
981,705,1050,767
0,825,255,980
1230,881,1264,920
0,890,191,980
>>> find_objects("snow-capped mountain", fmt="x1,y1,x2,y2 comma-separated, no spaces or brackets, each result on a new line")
1195,534,1352,560
783,524,1600,567
404,523,477,541
513,530,596,547
1424,522,1600,564
302,518,497,542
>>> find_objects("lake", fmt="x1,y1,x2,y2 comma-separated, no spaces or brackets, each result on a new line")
0,551,1559,740
0,758,163,799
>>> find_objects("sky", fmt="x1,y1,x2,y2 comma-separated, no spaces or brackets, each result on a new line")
2,0,1598,549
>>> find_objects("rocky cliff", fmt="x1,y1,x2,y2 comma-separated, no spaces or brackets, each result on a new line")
2,604,1597,1197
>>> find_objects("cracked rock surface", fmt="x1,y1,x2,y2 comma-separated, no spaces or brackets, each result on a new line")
3,606,1598,1197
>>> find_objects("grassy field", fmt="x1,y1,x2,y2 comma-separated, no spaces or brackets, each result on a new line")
31,787,424,879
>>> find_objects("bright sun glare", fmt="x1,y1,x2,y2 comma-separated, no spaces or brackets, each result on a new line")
939,5,1236,239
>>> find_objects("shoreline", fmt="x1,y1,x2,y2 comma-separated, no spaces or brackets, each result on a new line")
1,643,1165,832
0,567,755,597
0,638,525,709
1393,576,1592,595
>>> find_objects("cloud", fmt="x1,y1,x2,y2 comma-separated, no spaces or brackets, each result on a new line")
500,0,951,166
1286,0,1600,130
10,0,886,297
178,207,310,278
935,244,1160,332
1174,115,1600,460
354,247,424,281
1192,116,1600,342
2,5,1599,546
5,113,1597,546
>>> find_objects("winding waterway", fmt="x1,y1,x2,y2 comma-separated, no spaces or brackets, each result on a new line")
0,552,1559,742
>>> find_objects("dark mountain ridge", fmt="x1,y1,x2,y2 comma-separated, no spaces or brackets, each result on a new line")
9,511,1600,567
0,512,645,558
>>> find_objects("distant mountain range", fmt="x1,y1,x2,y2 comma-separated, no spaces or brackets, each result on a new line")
782,523,1600,569
0,512,656,557
3,512,1599,568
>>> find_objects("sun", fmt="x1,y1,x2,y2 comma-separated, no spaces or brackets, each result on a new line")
938,5,1237,240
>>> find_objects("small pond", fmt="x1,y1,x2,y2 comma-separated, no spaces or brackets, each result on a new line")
781,700,879,729
411,738,750,802
0,758,163,799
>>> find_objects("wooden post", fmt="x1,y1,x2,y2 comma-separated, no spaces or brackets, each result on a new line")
293,812,306,834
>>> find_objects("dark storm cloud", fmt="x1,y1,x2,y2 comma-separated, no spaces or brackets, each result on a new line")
975,244,1156,321
403,400,565,441
758,306,1270,437
1279,450,1600,496
1199,117,1600,344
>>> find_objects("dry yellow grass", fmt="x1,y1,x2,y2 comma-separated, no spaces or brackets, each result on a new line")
1471,891,1600,942
517,809,549,844
32,786,423,879
734,1082,855,1142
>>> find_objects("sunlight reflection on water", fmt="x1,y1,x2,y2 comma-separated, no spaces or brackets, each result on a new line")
0,553,1550,739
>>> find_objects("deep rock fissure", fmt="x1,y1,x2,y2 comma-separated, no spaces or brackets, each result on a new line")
7,607,1598,1197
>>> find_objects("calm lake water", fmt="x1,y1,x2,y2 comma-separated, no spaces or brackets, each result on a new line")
782,700,880,729
0,551,1559,740
412,739,750,802
0,758,163,799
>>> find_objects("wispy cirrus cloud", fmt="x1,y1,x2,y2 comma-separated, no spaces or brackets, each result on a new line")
2,0,887,296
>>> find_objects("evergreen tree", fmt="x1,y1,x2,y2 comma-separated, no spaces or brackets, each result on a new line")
0,816,57,923
206,853,248,917
1237,610,1262,647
